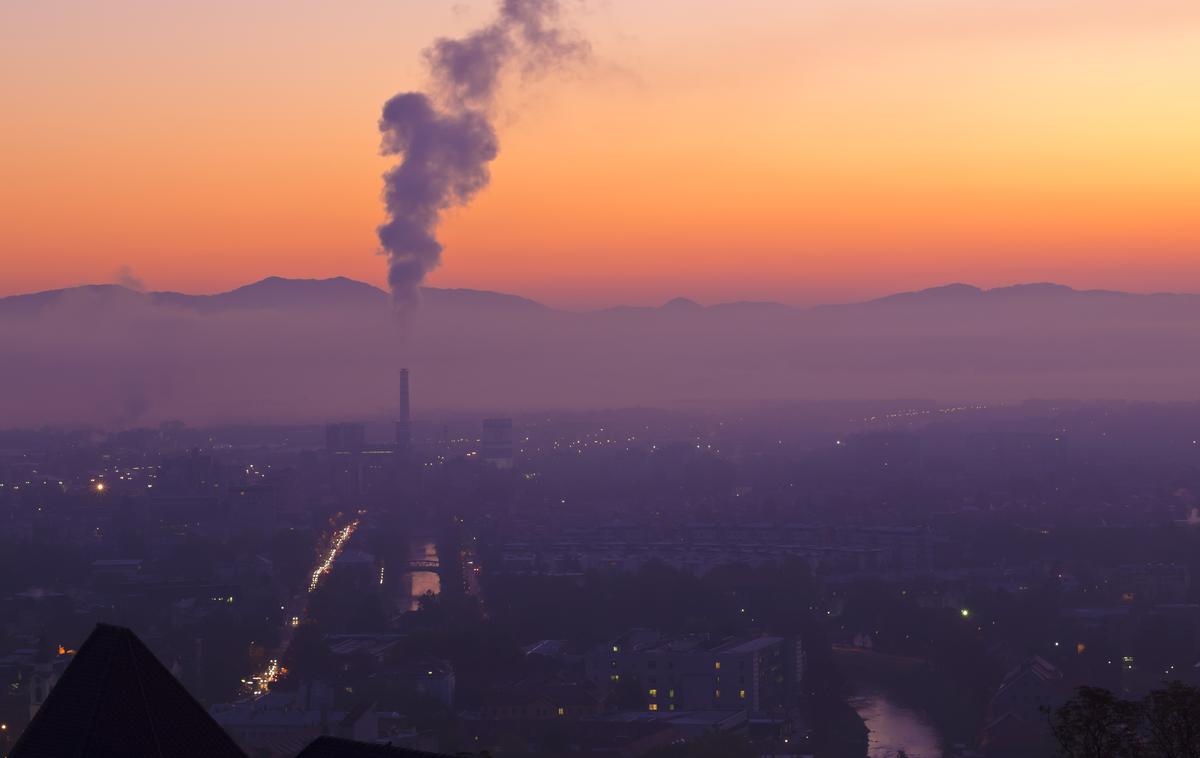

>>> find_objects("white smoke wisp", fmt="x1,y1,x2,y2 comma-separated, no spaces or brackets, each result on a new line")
378,0,589,311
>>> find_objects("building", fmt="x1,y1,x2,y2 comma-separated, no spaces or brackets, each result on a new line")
90,558,144,584
326,439,397,498
297,737,453,758
481,418,514,469
982,656,1065,758
228,483,279,533
211,686,377,757
481,678,604,720
1110,563,1191,605
331,549,380,592
326,423,366,454
584,631,787,713
382,659,456,708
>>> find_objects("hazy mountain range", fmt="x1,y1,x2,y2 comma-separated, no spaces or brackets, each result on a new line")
2,276,1199,427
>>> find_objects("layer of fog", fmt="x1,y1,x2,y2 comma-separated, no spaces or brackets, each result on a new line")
2,281,1199,428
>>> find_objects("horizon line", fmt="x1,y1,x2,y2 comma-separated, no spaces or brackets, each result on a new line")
1,275,1196,313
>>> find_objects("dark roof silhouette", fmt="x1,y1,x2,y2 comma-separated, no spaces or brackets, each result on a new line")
10,623,246,758
295,736,457,758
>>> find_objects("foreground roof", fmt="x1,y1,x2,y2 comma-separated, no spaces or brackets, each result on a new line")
10,623,246,758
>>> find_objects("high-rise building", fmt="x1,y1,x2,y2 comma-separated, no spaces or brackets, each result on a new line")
481,418,514,469
396,368,411,452
325,423,366,453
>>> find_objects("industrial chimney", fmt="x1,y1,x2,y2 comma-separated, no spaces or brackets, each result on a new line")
396,368,411,452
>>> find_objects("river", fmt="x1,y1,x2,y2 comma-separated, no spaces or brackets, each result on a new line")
849,686,943,758
401,538,441,611
835,647,947,758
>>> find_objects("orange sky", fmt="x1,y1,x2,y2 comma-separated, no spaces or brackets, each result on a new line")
2,0,1199,307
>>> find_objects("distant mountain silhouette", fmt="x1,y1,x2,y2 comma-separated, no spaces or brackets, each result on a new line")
832,281,1191,310
0,277,545,317
155,275,387,310
4,276,1194,318
5,275,1200,426
858,282,985,305
662,296,703,310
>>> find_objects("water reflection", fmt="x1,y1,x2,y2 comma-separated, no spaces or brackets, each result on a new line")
849,688,942,758
402,538,440,611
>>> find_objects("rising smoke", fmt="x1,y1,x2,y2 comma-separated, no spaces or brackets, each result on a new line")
378,0,589,308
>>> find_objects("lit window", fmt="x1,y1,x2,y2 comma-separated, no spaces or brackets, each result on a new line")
714,689,721,698
668,689,675,699
557,707,565,716
714,661,721,670
648,689,657,698
648,704,658,712
739,689,747,699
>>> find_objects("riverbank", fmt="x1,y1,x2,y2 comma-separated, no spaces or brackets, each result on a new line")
834,646,977,758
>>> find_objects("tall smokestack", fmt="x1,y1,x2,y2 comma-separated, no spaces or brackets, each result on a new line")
396,368,411,451
377,0,589,309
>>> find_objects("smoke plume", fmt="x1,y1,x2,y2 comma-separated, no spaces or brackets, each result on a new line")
378,0,588,308
114,265,145,292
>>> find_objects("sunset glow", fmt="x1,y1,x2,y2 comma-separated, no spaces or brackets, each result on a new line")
3,0,1200,306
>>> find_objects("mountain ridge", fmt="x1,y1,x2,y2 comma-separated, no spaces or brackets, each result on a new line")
2,275,1195,318
0,277,546,317
6,275,1200,426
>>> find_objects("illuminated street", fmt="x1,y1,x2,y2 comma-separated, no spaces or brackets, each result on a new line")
308,518,360,593
240,516,361,696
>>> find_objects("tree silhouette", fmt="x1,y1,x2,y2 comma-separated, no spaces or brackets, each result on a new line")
1046,686,1142,758
1046,681,1200,758
1143,681,1200,758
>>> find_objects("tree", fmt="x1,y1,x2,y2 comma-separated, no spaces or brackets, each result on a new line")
1046,686,1142,758
1143,681,1200,758
282,623,336,683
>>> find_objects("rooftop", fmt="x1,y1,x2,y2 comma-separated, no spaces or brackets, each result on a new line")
10,624,246,758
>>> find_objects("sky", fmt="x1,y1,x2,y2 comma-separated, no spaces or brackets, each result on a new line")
2,0,1200,309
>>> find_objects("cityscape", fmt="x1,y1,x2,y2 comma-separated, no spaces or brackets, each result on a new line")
5,0,1200,756
6,384,1200,756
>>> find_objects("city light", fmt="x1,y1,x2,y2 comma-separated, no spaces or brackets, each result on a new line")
245,658,281,696
308,519,360,593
